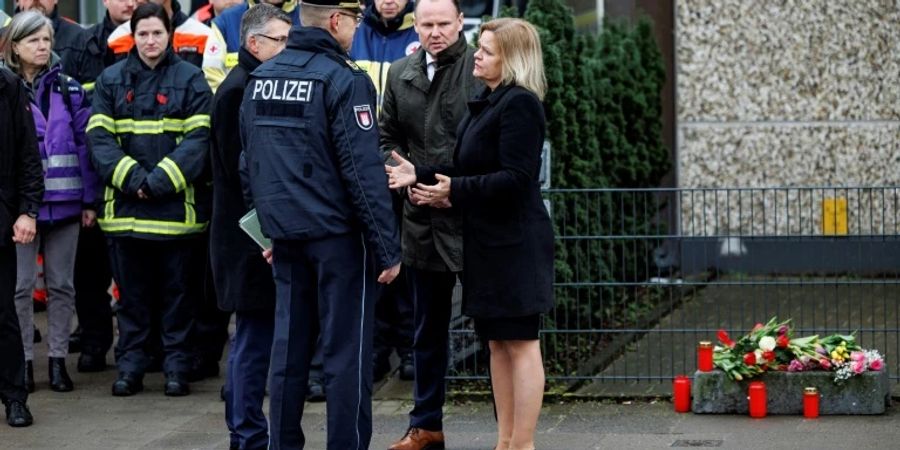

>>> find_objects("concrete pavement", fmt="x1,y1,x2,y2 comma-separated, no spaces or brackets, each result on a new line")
4,312,900,449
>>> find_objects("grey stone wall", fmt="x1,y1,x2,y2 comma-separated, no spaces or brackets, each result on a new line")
676,0,900,189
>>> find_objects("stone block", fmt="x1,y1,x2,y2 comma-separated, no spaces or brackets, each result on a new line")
691,369,890,415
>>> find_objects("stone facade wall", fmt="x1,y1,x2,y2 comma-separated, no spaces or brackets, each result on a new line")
676,0,900,233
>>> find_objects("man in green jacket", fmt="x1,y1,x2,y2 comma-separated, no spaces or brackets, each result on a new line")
378,0,482,448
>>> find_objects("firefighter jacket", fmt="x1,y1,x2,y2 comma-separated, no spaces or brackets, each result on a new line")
87,47,212,240
240,26,400,270
203,0,300,91
107,3,213,69
349,1,419,113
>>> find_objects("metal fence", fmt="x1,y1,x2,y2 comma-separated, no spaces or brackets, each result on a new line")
447,187,900,387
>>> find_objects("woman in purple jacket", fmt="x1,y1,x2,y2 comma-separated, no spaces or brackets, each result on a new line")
1,10,98,394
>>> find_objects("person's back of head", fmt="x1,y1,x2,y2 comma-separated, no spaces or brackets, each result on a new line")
299,0,362,51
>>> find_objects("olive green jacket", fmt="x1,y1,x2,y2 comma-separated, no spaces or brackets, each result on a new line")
379,34,483,272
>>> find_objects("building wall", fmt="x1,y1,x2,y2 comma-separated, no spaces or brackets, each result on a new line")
676,0,900,189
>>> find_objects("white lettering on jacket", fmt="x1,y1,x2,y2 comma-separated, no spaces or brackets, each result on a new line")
252,79,314,102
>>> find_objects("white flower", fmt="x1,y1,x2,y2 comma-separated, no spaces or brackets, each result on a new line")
759,336,776,352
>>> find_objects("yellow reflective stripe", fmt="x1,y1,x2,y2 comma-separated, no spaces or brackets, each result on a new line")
184,185,196,225
112,157,138,190
225,53,239,69
183,115,211,133
110,116,211,134
98,217,208,236
104,186,115,220
87,114,116,133
158,157,187,192
82,82,96,92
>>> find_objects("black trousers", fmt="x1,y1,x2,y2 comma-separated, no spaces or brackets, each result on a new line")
73,225,113,356
108,236,200,375
190,235,230,365
0,244,27,404
408,268,459,431
373,266,414,360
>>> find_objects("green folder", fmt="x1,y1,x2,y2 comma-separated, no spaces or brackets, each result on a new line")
238,208,272,250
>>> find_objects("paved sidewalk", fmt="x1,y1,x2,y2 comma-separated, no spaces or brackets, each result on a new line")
4,354,900,449
4,313,900,449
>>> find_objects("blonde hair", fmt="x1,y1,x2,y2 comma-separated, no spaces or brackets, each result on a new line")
479,18,546,100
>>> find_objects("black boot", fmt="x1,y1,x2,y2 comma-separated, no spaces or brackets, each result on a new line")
111,372,143,396
399,351,415,381
164,372,190,397
49,357,74,392
5,400,33,427
24,361,34,393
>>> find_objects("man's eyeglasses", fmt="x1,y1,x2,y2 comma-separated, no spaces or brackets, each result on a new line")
256,33,288,44
333,11,363,24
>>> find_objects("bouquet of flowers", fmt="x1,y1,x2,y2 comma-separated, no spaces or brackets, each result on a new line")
713,317,884,384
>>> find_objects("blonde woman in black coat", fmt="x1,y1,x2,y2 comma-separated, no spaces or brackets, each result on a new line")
387,18,552,450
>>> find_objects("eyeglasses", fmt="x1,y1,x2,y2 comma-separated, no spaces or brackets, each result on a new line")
255,33,288,44
333,11,363,24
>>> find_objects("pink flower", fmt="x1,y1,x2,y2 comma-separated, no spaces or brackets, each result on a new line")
777,325,789,336
819,358,832,370
752,323,764,332
851,351,866,362
788,360,805,372
851,360,866,374
869,358,884,371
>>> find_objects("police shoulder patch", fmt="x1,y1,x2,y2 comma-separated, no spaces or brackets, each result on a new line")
354,104,374,130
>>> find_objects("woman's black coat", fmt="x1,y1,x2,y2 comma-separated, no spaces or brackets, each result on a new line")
418,84,554,318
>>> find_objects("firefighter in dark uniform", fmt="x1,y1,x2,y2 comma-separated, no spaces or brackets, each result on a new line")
87,3,213,397
240,0,400,447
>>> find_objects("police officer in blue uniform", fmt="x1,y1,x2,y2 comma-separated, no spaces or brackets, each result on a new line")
240,0,401,448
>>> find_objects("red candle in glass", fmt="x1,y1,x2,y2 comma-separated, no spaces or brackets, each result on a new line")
803,387,819,418
673,375,691,413
698,341,713,372
748,381,767,418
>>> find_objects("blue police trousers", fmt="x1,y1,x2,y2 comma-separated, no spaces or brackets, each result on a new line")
225,309,274,450
268,233,377,450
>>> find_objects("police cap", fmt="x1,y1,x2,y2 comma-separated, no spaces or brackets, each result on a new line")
302,0,363,12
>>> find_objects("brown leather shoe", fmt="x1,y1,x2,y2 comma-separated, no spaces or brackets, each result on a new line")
388,427,445,450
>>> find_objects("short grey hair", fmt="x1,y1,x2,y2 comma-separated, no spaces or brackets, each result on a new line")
300,4,339,29
1,10,54,74
240,3,292,46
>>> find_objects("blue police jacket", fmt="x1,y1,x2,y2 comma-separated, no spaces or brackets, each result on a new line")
240,26,401,270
